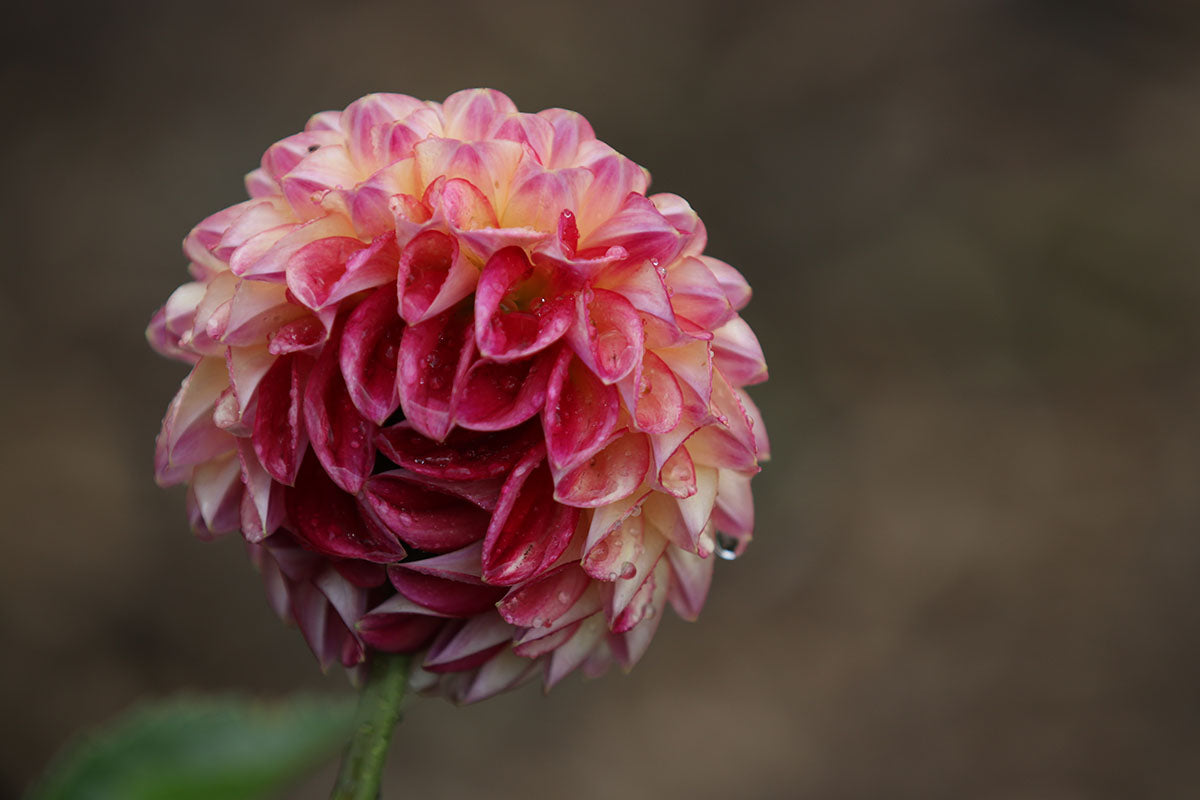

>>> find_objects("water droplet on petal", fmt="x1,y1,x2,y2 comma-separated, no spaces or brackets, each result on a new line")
619,561,636,580
715,532,740,561
606,571,618,581
557,590,571,604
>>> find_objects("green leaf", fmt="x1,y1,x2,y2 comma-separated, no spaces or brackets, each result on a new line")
27,694,357,800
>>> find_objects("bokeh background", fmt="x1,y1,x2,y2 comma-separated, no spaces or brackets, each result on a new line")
4,0,1200,797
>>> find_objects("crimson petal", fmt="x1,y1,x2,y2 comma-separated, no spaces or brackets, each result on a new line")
482,446,581,586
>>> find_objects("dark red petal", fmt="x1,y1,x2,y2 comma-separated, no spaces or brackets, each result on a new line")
377,420,541,481
455,350,554,431
397,306,475,441
252,352,314,485
305,331,375,494
340,285,404,424
357,612,444,652
388,568,506,616
285,454,407,562
360,471,492,552
482,446,581,586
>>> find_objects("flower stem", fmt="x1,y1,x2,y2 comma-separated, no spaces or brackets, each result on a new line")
330,653,411,800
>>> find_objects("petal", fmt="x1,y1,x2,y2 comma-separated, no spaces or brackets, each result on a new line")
542,349,620,472
474,246,574,362
304,330,375,494
377,421,541,482
565,287,644,384
618,350,683,434
340,92,426,169
497,563,592,628
286,233,398,311
340,285,404,425
158,356,232,480
389,568,506,616
396,307,476,441
440,88,518,140
712,316,768,387
252,351,314,486
666,256,736,332
424,613,514,671
455,350,554,431
396,229,477,325
482,446,581,586
699,255,751,310
666,544,714,621
360,470,493,553
552,430,649,508
284,454,407,562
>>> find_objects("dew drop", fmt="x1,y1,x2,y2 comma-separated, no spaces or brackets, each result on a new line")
531,616,543,628
557,590,571,604
619,561,637,580
715,532,740,561
606,571,618,582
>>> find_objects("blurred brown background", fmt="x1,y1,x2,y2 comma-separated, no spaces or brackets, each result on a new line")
4,0,1200,797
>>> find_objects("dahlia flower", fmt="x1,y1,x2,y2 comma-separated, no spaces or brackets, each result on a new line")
149,89,768,703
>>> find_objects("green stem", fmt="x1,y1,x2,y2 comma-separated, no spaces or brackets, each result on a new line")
330,653,411,800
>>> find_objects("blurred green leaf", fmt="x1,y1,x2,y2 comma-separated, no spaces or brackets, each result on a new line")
27,694,357,800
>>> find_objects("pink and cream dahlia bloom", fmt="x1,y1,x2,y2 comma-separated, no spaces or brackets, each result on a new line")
148,89,768,703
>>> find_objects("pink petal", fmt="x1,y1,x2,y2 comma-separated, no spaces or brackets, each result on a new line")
158,356,232,480
552,430,649,508
340,92,426,169
497,563,591,628
237,439,285,543
542,349,620,472
340,285,404,425
284,455,408,562
280,143,361,220
286,233,398,311
396,229,477,325
576,154,649,235
666,256,736,332
377,421,541,482
534,108,597,169
502,160,587,232
360,469,492,553
189,451,242,536
232,214,355,281
396,307,476,441
650,192,707,257
393,541,486,583
545,615,607,689
482,446,581,586
619,350,683,434
455,350,554,431
712,467,754,541
565,287,644,384
610,556,671,669
424,613,514,671
712,316,768,387
251,351,314,486
674,465,718,551
268,316,327,355
666,544,714,621
475,246,575,362
304,331,375,494
699,255,751,310
440,88,518,140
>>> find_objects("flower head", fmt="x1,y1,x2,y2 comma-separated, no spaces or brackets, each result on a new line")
149,89,768,702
